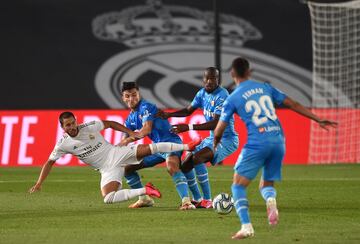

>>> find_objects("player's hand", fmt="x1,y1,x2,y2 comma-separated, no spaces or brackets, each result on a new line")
170,124,189,134
213,142,219,152
29,183,41,194
130,131,143,139
156,110,170,119
213,137,221,152
117,139,130,147
318,119,338,131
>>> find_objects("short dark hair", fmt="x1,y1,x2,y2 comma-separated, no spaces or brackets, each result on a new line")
59,111,75,126
204,67,219,77
121,81,139,93
231,57,250,78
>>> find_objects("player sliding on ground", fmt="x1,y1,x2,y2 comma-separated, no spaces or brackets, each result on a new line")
214,57,337,240
29,111,201,205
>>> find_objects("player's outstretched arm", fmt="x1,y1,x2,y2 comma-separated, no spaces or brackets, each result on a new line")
102,120,142,139
137,121,153,138
29,159,56,193
170,114,220,134
156,105,196,119
213,120,227,151
282,97,338,130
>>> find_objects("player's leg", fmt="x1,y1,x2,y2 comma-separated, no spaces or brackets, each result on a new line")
181,147,213,173
193,136,238,205
135,139,201,161
231,145,265,240
181,152,202,204
100,168,161,204
166,155,195,210
183,167,202,204
125,155,164,208
260,143,285,226
181,144,213,208
194,163,212,205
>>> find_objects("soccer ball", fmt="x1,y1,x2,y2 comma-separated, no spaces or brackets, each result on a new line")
212,193,234,214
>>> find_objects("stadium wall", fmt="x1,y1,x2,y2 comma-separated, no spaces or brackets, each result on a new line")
0,109,310,166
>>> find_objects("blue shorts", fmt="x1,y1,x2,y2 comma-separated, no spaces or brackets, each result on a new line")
142,137,183,168
193,136,239,165
234,143,285,181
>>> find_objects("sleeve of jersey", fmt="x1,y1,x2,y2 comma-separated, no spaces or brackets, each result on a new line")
219,99,236,123
214,93,227,115
48,144,66,161
141,103,157,123
268,84,287,105
190,90,202,109
85,120,105,132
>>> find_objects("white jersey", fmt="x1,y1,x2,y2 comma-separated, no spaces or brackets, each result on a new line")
49,121,121,169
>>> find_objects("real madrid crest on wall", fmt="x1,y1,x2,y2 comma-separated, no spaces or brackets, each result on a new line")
92,0,313,109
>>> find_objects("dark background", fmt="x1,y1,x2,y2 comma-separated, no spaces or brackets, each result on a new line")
1,0,312,109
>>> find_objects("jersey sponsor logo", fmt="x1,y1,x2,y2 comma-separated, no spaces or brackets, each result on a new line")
79,121,96,129
203,109,215,118
76,142,103,159
258,126,281,133
92,0,313,109
264,126,281,132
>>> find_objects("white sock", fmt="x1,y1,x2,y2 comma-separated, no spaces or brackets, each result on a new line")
149,142,185,154
104,188,146,204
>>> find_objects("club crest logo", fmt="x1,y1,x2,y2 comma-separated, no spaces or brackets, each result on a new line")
92,0,316,109
89,134,95,140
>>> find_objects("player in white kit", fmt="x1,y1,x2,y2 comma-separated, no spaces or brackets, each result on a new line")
29,111,201,204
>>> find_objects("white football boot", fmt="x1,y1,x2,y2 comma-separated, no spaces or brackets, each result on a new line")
231,223,255,240
266,197,279,226
128,195,154,208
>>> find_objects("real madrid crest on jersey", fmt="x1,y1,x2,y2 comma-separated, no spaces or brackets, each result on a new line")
89,134,95,140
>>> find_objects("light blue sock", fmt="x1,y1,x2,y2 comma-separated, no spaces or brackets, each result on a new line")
232,184,250,224
260,186,277,201
125,172,143,189
195,163,212,200
172,171,189,200
184,169,202,202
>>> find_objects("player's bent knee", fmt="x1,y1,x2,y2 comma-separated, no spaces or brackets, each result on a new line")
104,191,116,204
180,161,193,173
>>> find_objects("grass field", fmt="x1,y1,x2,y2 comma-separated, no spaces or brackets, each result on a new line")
1,165,360,244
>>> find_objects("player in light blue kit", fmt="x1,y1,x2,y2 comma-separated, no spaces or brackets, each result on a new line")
158,67,238,208
214,57,337,239
120,82,200,210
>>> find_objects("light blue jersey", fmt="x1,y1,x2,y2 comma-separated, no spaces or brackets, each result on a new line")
220,80,287,180
220,80,286,145
191,86,238,165
192,87,237,138
125,99,182,165
125,99,181,144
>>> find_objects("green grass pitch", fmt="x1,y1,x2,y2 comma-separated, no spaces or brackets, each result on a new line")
1,165,360,244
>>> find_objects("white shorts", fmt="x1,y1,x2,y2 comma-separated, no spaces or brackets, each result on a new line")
99,144,142,189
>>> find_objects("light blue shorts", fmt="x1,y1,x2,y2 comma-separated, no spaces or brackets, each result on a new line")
234,143,285,181
193,136,239,165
